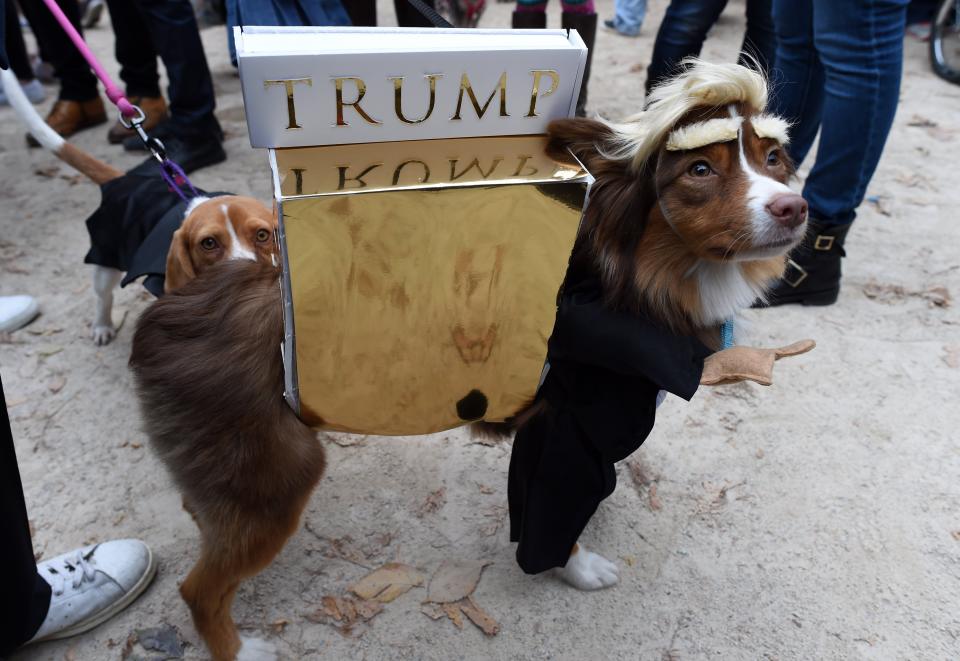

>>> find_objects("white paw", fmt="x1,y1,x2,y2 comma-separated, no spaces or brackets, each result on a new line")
555,546,620,591
91,324,116,345
237,636,278,661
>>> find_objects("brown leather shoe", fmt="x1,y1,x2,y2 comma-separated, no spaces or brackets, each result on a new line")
106,95,169,144
26,97,108,147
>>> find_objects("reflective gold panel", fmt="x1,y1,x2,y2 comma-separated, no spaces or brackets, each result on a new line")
275,136,588,435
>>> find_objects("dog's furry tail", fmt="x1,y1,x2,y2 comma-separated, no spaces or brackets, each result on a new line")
469,399,546,441
1,68,122,184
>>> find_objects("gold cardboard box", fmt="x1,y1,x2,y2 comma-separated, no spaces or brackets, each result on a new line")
272,135,589,435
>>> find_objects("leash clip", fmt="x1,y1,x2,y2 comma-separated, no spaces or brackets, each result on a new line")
119,104,166,163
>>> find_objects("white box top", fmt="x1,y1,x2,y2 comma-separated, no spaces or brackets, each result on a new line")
235,26,587,148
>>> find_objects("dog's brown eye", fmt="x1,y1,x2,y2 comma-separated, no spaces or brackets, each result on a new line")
256,229,270,242
767,150,781,166
200,237,218,251
688,161,713,177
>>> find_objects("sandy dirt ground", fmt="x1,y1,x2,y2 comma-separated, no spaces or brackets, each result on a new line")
2,1,960,659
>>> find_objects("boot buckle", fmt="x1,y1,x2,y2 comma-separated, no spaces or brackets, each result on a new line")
783,259,808,287
814,235,835,251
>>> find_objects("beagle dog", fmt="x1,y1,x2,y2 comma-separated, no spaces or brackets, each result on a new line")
0,67,277,344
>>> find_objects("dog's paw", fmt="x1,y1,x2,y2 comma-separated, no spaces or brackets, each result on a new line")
555,546,620,590
91,324,116,346
237,636,277,661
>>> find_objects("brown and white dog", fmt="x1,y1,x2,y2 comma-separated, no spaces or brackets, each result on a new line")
0,68,276,344
129,60,807,660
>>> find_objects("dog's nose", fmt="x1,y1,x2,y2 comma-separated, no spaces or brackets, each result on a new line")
766,193,808,229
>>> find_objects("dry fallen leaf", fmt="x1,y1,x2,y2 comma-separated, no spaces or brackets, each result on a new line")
350,562,425,603
420,602,445,620
305,595,383,635
459,596,500,635
627,457,657,488
270,618,289,634
427,559,492,603
923,285,952,308
48,376,67,394
951,531,960,541
420,597,499,636
943,346,960,369
648,483,663,511
417,487,447,517
442,603,464,629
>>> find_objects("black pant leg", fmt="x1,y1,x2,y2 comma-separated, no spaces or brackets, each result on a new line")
133,0,220,137
17,0,98,100
104,0,160,98
5,1,35,80
645,0,729,94
740,0,776,76
508,403,614,575
344,0,376,26
394,0,436,26
0,374,51,656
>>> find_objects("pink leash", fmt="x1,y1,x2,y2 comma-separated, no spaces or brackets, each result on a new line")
40,0,200,202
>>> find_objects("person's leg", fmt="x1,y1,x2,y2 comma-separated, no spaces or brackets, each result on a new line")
131,0,219,138
0,374,52,656
740,0,775,77
17,0,97,101
344,0,376,26
394,0,436,26
608,0,647,36
645,0,730,93
102,0,166,143
769,0,822,166
124,0,224,173
104,0,159,99
6,0,35,80
762,0,909,307
803,0,909,225
560,0,597,116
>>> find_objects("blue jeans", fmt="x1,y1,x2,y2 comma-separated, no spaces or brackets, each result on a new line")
226,0,353,66
646,0,775,93
771,0,908,226
611,0,647,35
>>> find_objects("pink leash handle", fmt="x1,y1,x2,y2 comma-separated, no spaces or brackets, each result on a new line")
41,0,137,119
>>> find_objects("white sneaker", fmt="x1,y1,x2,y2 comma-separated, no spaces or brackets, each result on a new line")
0,295,40,333
27,539,157,644
22,79,47,104
0,77,46,106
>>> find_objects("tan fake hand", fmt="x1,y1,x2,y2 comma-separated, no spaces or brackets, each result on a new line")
700,340,816,386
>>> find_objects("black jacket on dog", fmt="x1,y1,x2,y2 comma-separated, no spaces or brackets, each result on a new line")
508,269,712,574
83,171,227,296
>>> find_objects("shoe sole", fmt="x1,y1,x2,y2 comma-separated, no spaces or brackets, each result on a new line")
32,546,158,643
755,290,839,308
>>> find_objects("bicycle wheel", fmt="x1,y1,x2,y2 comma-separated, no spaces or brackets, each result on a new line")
930,0,960,84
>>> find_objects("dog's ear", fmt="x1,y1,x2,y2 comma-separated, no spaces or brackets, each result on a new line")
549,119,657,311
165,227,197,294
547,118,623,175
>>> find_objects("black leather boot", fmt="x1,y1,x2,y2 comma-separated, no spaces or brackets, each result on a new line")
561,12,597,117
756,220,852,307
512,10,546,29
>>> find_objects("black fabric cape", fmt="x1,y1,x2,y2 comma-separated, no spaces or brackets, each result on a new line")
83,171,228,297
508,270,712,574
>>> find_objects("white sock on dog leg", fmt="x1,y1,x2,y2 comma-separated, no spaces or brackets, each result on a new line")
555,545,620,590
237,636,277,661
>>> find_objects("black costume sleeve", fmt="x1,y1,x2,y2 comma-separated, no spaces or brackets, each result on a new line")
547,279,711,400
